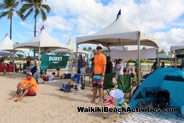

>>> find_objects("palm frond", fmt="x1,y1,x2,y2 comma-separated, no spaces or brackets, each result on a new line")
0,3,8,9
0,11,9,19
24,7,33,19
40,8,46,21
21,0,32,3
41,4,51,13
34,8,39,19
19,4,33,14
13,1,19,8
17,10,25,20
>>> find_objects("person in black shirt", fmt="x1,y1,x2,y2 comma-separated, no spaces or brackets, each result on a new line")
105,56,113,74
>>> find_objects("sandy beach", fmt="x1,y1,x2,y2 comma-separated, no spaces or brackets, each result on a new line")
0,73,124,123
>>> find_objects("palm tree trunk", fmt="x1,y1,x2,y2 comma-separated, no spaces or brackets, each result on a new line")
10,16,12,39
33,17,37,65
34,17,37,37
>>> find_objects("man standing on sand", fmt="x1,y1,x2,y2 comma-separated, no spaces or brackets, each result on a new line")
91,44,106,105
10,72,38,102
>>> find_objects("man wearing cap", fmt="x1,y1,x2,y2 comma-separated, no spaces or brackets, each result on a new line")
11,72,38,102
91,44,106,105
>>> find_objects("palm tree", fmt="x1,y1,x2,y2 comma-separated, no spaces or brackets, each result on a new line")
83,47,87,51
18,0,50,65
0,0,19,39
18,0,51,37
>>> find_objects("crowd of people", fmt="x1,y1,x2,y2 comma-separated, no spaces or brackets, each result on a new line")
8,44,184,103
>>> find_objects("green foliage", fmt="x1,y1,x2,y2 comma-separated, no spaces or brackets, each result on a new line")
0,0,19,39
159,49,166,54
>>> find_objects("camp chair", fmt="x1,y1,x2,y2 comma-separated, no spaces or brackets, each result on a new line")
103,73,115,97
96,73,114,99
118,74,132,102
61,74,81,92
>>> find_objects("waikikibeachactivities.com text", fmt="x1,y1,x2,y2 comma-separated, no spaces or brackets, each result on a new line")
77,107,179,113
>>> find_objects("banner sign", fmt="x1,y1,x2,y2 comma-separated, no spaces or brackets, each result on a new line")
41,55,68,69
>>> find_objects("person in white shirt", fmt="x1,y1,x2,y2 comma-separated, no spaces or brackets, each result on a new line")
48,72,56,81
116,59,125,82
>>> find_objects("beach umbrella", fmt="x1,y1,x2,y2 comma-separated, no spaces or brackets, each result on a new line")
110,89,124,98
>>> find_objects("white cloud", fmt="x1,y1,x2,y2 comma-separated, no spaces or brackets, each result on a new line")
40,0,184,54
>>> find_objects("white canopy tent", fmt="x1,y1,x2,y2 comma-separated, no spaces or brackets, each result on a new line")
13,28,70,73
0,50,13,56
170,41,184,65
53,48,89,54
109,48,156,59
76,10,158,82
52,38,89,54
171,41,184,51
13,29,69,51
0,34,28,52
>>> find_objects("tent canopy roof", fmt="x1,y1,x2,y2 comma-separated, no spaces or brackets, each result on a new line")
52,38,89,54
171,40,184,51
76,11,157,47
0,35,14,51
0,50,13,56
0,35,29,52
13,29,69,51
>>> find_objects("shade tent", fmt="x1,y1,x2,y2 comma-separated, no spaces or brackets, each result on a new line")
76,11,157,47
0,50,13,56
0,35,28,52
52,39,89,54
13,28,70,73
171,41,184,51
76,10,158,82
53,48,89,54
109,48,156,59
13,29,69,51
130,68,184,109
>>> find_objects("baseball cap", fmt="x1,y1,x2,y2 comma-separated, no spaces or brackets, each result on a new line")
26,72,32,76
96,44,103,49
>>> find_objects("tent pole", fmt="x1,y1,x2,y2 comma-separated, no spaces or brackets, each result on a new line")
37,45,41,83
170,47,172,66
137,31,141,84
108,44,111,56
12,49,15,77
156,46,159,67
174,52,176,67
76,43,78,74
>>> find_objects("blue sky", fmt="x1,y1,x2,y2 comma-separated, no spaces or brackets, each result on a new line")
0,0,184,53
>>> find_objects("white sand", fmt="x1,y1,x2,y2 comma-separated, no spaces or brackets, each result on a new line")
0,73,123,123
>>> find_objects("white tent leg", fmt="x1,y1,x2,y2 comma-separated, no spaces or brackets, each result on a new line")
170,47,172,66
156,47,159,67
12,49,15,78
137,31,141,84
76,44,78,73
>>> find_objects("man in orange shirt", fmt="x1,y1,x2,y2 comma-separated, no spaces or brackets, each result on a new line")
91,44,106,105
11,72,38,102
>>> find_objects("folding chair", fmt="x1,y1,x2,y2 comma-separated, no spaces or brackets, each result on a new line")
103,73,114,97
61,74,81,92
96,73,114,99
118,74,132,102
